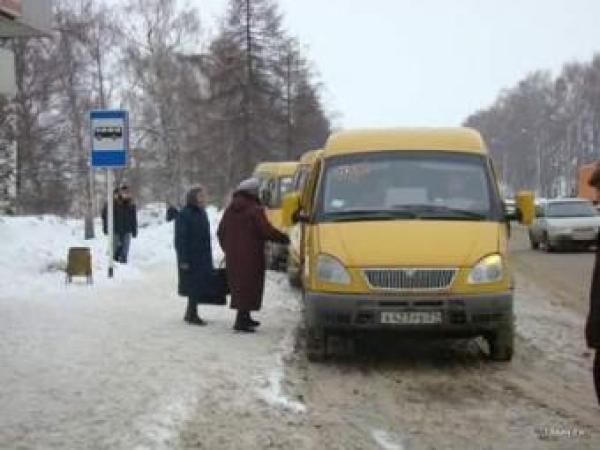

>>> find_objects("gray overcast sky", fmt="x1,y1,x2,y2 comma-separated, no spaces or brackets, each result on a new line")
195,0,600,128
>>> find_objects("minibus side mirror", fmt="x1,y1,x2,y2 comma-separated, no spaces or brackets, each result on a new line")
515,190,535,226
281,192,301,228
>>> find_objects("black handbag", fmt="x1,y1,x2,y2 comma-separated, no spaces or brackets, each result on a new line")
199,268,228,306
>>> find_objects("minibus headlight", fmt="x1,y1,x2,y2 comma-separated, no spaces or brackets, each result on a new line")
317,254,351,285
468,254,503,284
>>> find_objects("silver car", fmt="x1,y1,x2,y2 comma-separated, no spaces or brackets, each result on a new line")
529,198,600,251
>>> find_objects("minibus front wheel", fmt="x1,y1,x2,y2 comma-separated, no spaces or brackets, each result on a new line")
306,327,327,362
486,322,514,362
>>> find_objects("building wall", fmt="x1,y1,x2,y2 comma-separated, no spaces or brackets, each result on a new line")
0,0,51,38
0,0,23,18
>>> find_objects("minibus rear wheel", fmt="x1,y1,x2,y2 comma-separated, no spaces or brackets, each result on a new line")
487,323,514,362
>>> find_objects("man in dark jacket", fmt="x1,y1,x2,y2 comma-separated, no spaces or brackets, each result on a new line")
586,164,600,405
218,178,290,332
102,185,138,263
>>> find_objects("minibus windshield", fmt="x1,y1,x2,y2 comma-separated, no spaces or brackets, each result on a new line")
318,151,500,222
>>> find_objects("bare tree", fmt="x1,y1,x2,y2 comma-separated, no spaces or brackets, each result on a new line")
465,57,600,197
120,0,200,205
2,0,331,215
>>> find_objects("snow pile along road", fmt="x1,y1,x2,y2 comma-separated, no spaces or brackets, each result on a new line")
0,204,221,297
0,206,304,449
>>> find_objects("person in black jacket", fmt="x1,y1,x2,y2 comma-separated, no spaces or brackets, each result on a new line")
174,186,215,326
586,164,600,405
102,185,138,263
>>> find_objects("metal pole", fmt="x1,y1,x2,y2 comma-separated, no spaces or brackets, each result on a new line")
107,168,114,278
84,162,95,239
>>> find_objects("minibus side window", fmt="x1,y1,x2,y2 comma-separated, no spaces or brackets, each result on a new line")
259,177,273,208
486,158,506,221
302,159,322,217
268,179,278,208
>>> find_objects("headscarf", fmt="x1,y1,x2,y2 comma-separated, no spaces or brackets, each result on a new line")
235,178,260,198
186,186,205,207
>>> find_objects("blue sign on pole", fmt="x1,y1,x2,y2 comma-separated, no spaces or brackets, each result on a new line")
90,110,129,168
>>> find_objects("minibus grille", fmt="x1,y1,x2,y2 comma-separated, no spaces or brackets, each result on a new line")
363,268,457,291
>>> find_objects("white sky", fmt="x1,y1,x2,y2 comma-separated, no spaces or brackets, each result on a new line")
195,0,600,128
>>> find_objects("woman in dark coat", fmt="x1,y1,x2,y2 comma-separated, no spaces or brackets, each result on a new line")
175,186,215,326
217,178,290,332
586,164,600,404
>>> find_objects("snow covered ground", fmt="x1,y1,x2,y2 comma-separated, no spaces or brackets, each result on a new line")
0,206,305,449
2,213,599,449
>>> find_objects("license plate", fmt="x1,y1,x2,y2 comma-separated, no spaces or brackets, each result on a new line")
572,232,593,241
380,311,442,325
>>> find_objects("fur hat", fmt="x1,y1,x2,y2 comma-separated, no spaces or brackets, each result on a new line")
236,178,260,197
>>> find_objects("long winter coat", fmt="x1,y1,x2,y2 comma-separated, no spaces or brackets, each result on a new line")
586,233,600,348
217,192,289,311
102,199,138,237
174,204,215,301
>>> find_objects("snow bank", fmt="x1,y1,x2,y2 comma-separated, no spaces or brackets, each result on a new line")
0,204,222,299
258,323,306,414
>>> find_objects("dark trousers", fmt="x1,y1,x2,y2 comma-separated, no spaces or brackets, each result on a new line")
595,350,600,405
113,233,132,263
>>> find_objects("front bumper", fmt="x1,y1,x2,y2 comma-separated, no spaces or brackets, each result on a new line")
304,291,513,336
549,231,597,246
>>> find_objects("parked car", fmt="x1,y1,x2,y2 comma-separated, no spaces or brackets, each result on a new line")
528,198,600,251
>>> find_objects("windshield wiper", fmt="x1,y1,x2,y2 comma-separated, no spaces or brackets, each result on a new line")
390,204,487,220
327,210,418,222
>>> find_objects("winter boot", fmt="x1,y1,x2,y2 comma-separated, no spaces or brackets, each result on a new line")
233,311,255,333
185,299,206,325
188,316,207,326
247,314,261,327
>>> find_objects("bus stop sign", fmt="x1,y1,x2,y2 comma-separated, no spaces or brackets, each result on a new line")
90,110,129,168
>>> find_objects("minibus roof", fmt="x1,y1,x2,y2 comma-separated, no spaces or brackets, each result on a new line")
323,128,487,157
299,149,323,165
253,161,299,177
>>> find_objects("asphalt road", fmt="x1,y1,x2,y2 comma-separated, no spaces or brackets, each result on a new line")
509,224,595,315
